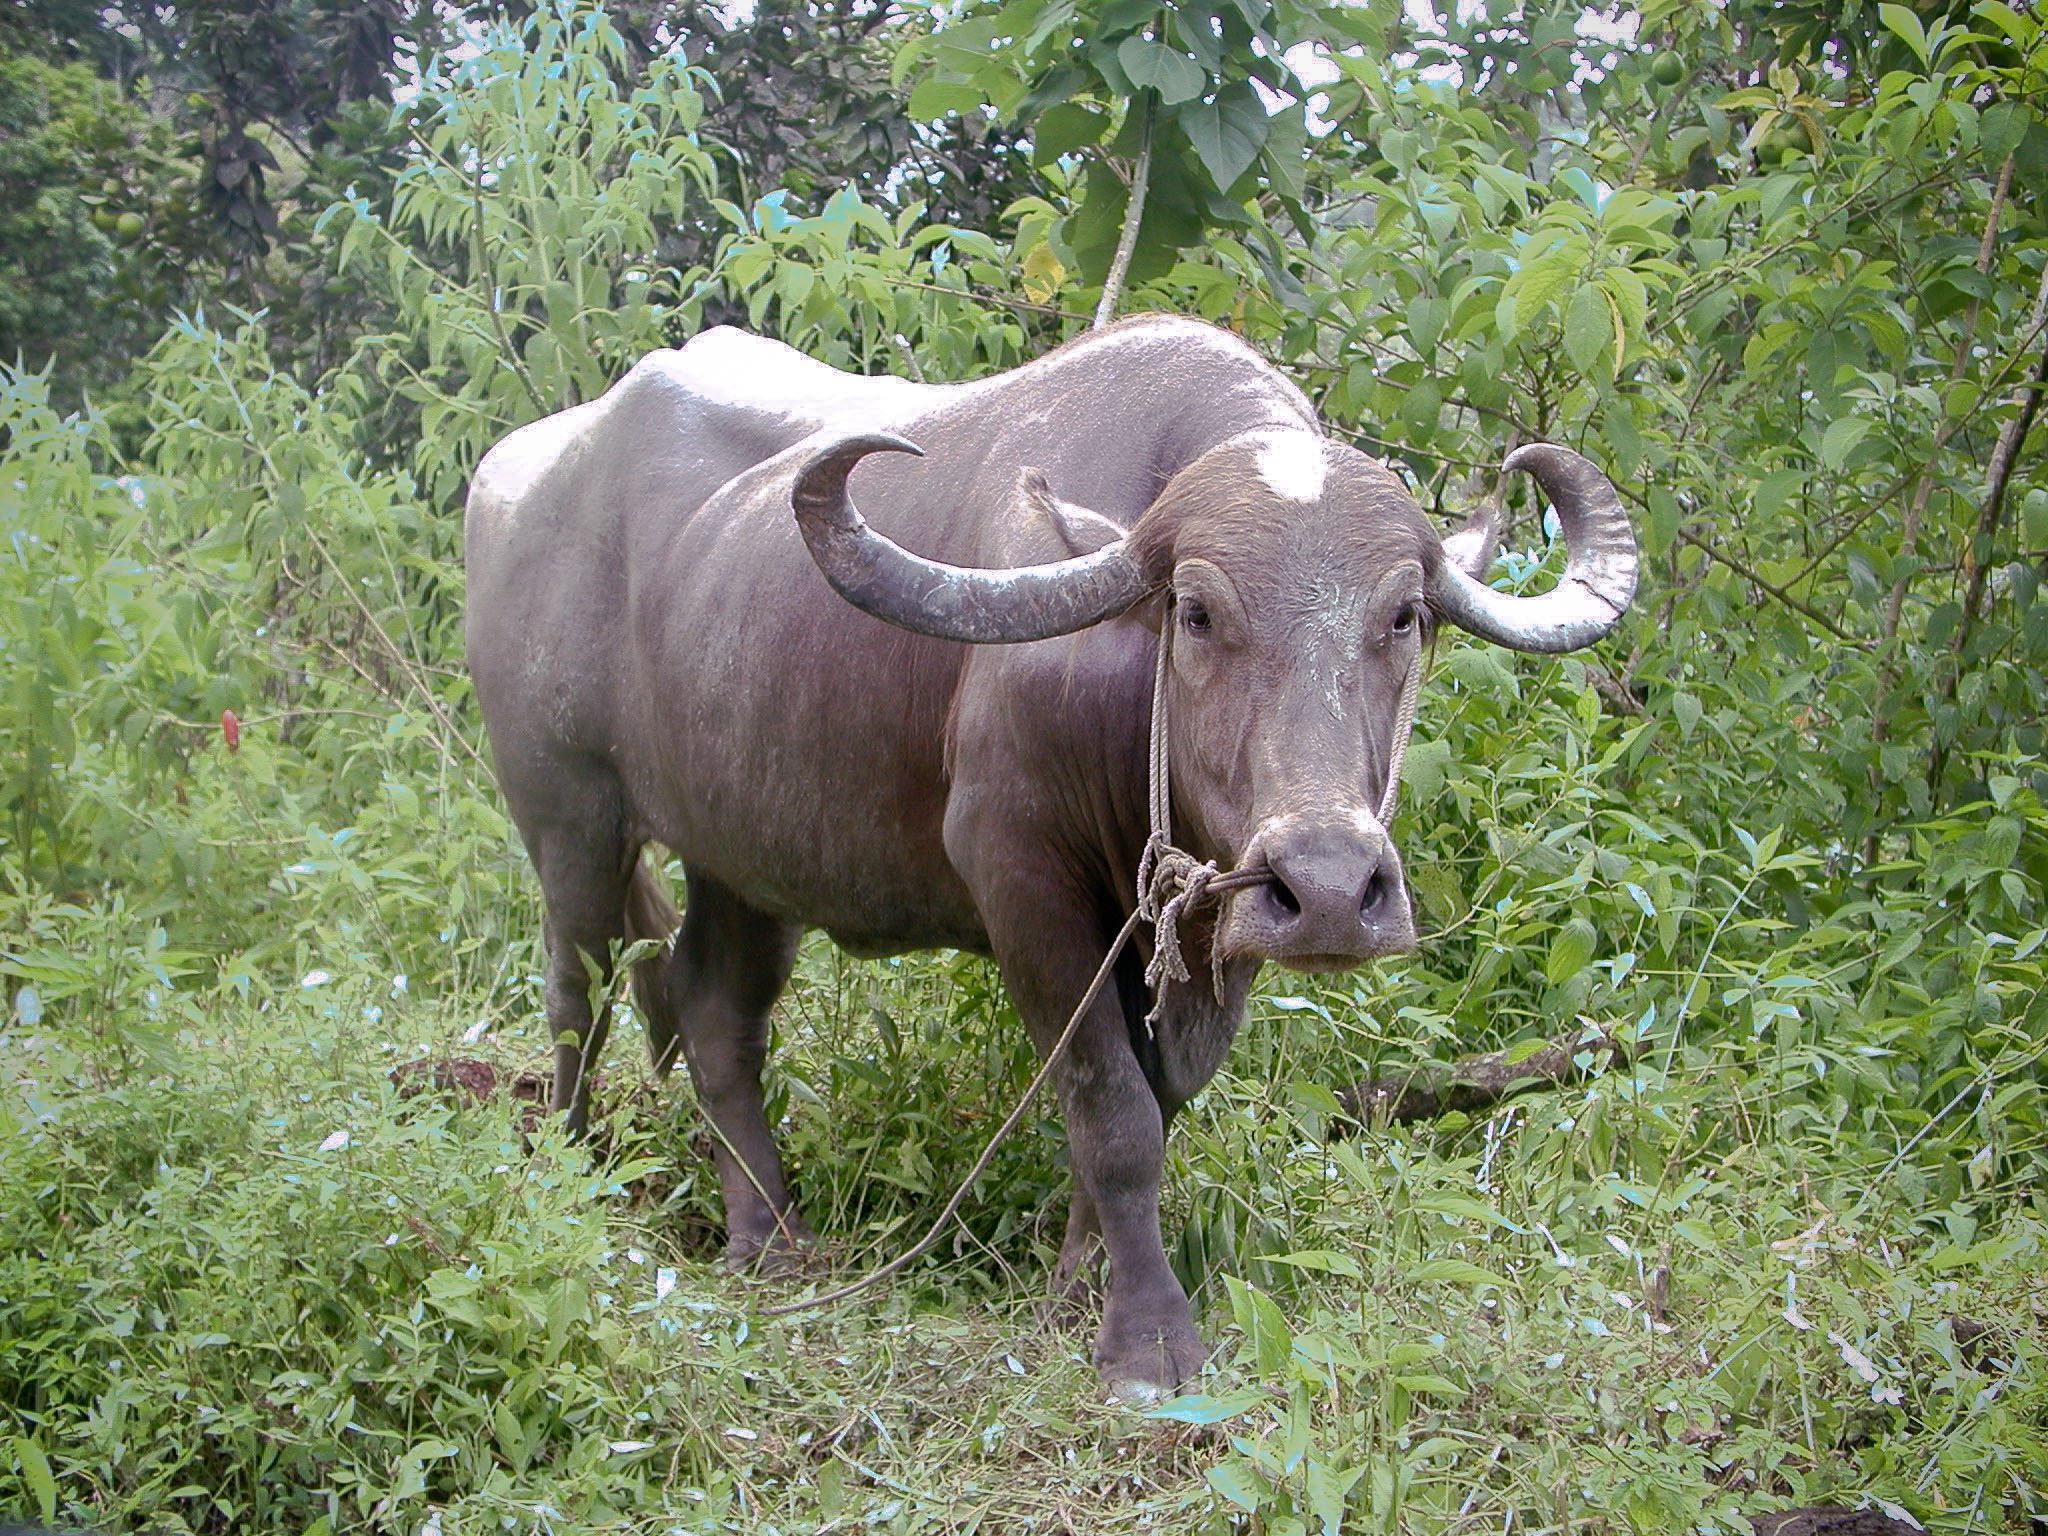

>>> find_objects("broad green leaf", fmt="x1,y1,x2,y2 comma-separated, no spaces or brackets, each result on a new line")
1563,283,1609,376
1226,1275,1293,1373
1754,466,1805,521
1819,416,1873,470
1545,916,1597,985
1033,101,1109,161
1307,1458,1365,1534
1117,36,1207,105
1672,691,1702,740
906,78,985,120
1879,3,1931,65
1205,1461,1260,1512
1179,83,1269,190
1394,1373,1467,1397
1146,1387,1267,1423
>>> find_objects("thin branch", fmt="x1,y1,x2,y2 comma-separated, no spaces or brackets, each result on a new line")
1864,152,2019,858
1958,256,2048,635
1093,102,1154,330
1879,151,2015,642
1674,527,1859,643
469,152,551,418
890,333,926,383
878,274,1089,322
1782,312,2048,592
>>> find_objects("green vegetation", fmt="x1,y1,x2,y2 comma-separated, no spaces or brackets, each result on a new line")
4,1,2046,1530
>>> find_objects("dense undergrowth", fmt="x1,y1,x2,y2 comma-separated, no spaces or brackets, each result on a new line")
5,2,2048,1532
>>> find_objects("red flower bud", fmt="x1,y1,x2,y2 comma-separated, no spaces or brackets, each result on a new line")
221,708,241,751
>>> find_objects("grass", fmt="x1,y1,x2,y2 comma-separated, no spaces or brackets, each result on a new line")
5,921,2044,1535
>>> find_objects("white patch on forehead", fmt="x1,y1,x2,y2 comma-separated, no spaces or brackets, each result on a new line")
1255,434,1326,504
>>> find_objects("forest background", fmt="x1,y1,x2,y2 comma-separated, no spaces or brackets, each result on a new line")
2,0,2047,1531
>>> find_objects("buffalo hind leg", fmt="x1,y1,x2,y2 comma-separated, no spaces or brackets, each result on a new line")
653,869,810,1272
529,819,638,1138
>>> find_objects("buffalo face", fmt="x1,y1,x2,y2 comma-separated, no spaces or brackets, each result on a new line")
1141,435,1432,969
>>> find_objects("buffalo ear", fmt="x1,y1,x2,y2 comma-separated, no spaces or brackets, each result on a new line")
1439,504,1499,582
1021,468,1127,557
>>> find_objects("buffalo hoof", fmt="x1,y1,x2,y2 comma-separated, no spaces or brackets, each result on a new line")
723,1214,817,1278
1093,1292,1205,1404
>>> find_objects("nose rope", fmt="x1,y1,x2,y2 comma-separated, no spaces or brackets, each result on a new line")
1137,604,1230,1016
1137,602,1423,1021
1380,647,1423,827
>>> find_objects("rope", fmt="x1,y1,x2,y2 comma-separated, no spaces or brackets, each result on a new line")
1137,605,1227,1014
763,602,1421,1317
1380,647,1422,826
760,906,1142,1317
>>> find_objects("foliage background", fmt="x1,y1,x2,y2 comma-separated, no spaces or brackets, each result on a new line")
2,0,2046,1531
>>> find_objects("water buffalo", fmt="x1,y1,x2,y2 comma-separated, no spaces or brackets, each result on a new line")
464,316,1635,1398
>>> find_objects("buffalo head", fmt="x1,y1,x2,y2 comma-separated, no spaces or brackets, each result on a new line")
790,427,1635,972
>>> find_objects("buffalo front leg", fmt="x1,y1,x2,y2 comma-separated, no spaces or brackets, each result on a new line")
990,893,1205,1401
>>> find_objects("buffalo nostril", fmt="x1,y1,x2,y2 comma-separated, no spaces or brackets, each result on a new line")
1360,865,1391,917
1267,878,1302,918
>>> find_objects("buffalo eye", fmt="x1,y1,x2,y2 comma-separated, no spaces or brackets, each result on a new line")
1181,598,1212,637
1391,603,1418,636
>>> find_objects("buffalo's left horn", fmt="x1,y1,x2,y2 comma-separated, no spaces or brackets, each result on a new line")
790,431,1156,643
1426,443,1637,653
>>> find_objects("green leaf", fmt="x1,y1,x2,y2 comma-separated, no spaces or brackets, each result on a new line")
13,1435,57,1525
1117,37,1207,105
1226,1275,1293,1373
1982,101,2028,161
1408,1257,1508,1286
1878,3,1931,65
1205,1460,1260,1512
1307,1458,1366,1534
1393,1373,1467,1397
1179,83,1270,191
1545,916,1597,986
1563,283,1609,376
1033,101,1109,161
906,78,986,120
1265,1248,1363,1277
1753,467,1805,521
1672,691,1702,740
1170,6,1225,71
1975,2,2039,49
1145,1387,1266,1424
1820,416,1873,470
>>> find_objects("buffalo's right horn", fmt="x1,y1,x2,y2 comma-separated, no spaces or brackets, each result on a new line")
790,431,1156,643
1426,444,1637,653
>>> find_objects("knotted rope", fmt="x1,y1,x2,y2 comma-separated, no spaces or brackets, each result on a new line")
1138,610,1242,1014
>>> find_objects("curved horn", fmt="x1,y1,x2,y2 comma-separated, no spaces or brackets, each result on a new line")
790,431,1156,643
1426,443,1638,653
